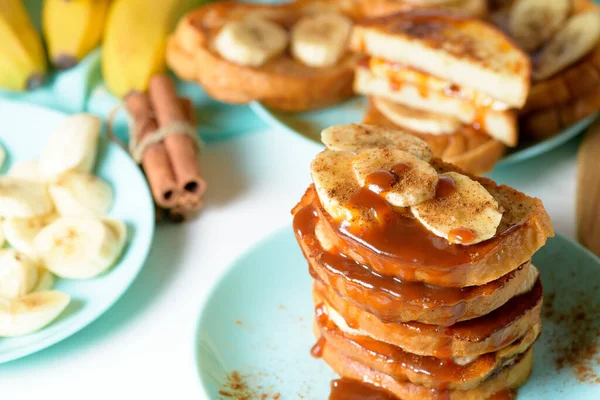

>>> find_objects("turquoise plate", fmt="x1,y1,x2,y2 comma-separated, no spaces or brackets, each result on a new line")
197,227,600,399
250,100,596,168
0,99,154,363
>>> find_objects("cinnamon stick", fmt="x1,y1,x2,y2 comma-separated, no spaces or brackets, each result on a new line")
125,92,178,208
148,75,207,200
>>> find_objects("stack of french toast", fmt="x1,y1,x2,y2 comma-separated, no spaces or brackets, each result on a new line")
292,123,554,399
351,11,530,175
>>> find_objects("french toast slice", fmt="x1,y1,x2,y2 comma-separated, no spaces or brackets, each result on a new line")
314,311,540,390
520,88,600,140
363,99,506,175
355,67,519,146
166,1,356,112
292,155,553,288
313,278,543,357
350,11,531,107
321,345,534,400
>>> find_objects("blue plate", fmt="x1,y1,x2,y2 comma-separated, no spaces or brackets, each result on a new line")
197,227,600,399
0,99,155,363
250,100,596,168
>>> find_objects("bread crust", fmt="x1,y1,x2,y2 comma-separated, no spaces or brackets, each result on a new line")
364,98,506,175
320,344,534,400
166,1,356,112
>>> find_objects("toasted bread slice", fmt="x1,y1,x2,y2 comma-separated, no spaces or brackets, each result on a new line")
350,11,531,107
292,154,553,288
320,345,534,400
364,98,506,175
355,68,519,146
314,310,539,390
313,278,543,357
303,211,537,325
523,46,600,114
166,1,356,112
520,88,600,141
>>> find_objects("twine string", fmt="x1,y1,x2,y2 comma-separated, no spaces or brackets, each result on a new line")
106,105,204,164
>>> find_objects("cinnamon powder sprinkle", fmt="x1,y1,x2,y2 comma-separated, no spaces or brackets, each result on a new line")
218,371,281,400
544,288,600,383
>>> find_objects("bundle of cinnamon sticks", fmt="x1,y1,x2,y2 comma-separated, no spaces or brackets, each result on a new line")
125,74,206,222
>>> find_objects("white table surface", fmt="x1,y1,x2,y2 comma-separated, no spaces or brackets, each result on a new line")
0,128,582,399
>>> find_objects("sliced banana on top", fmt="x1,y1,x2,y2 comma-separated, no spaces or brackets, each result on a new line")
311,150,359,222
4,213,58,260
8,160,44,182
0,250,39,300
373,97,462,136
0,177,54,218
39,113,100,181
214,17,289,67
291,13,353,68
34,216,127,280
321,124,432,161
352,148,438,207
0,291,70,337
509,0,570,52
49,172,113,216
534,11,600,81
411,172,502,244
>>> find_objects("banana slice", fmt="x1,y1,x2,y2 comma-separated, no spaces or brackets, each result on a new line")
32,268,55,292
214,17,289,67
534,11,600,81
311,150,359,222
321,124,432,161
411,172,502,244
0,291,70,337
373,98,462,136
0,250,39,299
8,160,44,182
0,223,4,248
49,172,113,216
352,148,438,207
34,216,127,280
0,177,54,218
3,213,58,259
291,13,352,68
509,0,570,52
39,113,100,180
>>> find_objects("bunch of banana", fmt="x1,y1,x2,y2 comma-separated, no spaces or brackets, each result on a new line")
42,0,112,69
0,113,128,337
102,0,210,98
0,0,47,91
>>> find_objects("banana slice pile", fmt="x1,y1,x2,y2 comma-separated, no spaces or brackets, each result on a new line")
311,124,503,244
0,113,128,337
508,0,600,81
214,10,353,68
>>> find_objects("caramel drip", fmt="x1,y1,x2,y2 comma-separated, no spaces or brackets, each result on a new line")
329,379,397,400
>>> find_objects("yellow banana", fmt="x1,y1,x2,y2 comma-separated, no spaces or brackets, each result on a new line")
0,0,47,91
42,0,112,69
102,0,209,98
